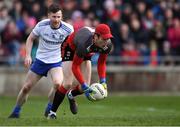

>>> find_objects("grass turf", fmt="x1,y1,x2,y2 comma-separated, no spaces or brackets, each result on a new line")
0,94,180,126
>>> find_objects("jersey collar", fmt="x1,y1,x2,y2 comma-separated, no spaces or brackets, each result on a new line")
50,21,62,30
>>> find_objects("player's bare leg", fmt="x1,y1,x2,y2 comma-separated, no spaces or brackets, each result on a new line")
48,83,69,119
48,61,91,119
44,67,63,117
48,88,55,103
9,71,42,118
48,61,76,119
62,61,79,114
66,61,92,114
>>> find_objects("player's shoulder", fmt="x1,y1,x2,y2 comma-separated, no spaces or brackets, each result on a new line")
84,26,95,33
61,21,74,33
37,19,50,27
77,27,95,35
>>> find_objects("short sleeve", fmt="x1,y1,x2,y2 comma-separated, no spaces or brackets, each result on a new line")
32,22,41,37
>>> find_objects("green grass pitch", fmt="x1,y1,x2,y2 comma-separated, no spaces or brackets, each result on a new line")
0,94,180,126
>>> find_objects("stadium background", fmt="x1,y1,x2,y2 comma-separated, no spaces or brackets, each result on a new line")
0,0,180,126
0,0,180,95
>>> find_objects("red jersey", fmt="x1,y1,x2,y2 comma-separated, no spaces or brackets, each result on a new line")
65,27,112,84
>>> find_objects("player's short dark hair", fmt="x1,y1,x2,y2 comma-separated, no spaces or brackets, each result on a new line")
48,3,61,13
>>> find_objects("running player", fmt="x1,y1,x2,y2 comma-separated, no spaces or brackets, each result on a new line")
8,3,74,118
48,24,113,119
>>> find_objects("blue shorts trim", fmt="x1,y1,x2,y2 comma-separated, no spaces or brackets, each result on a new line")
30,59,62,77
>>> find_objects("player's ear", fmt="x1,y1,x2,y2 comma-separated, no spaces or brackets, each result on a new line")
94,33,99,40
93,34,98,43
47,12,51,18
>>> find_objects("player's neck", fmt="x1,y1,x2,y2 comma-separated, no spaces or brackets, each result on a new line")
50,22,61,29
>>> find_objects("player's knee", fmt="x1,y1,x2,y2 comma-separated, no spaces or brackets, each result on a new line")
52,79,62,89
63,84,73,90
53,83,60,90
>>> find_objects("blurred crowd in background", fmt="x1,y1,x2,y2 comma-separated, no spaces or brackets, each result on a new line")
0,0,180,66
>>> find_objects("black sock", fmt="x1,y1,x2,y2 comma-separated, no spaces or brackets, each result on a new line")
51,90,65,112
71,89,83,97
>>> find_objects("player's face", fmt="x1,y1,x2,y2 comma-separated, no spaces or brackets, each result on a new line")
48,10,62,28
94,35,110,48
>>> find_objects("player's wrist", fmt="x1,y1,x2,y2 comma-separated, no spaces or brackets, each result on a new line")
26,54,31,57
100,78,106,83
81,83,89,91
99,78,107,89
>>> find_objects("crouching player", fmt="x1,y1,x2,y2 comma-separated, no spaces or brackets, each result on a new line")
48,24,113,119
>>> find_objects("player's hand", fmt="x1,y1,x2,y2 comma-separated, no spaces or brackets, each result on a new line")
81,83,96,101
24,55,32,68
101,82,107,90
99,78,108,97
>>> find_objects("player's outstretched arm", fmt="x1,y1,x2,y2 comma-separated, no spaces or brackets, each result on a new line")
98,54,108,97
72,54,95,101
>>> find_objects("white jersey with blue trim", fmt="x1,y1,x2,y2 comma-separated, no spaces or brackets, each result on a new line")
32,19,74,63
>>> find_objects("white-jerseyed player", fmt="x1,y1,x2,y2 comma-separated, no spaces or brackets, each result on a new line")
8,3,74,118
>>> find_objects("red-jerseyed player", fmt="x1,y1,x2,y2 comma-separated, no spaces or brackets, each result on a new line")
48,24,113,119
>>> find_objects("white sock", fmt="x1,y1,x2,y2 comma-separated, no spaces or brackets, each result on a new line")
49,110,56,116
67,90,74,99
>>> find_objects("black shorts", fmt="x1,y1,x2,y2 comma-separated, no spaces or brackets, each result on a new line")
61,43,91,61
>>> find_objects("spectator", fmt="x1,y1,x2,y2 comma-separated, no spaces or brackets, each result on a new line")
79,0,94,16
30,2,44,21
9,0,22,22
71,10,85,32
108,9,121,56
130,18,149,44
118,23,132,55
167,18,180,64
62,0,77,20
142,9,156,30
151,20,166,56
2,20,22,65
120,39,140,66
161,41,173,66
0,0,180,66
0,6,11,33
164,8,174,28
136,1,147,20
121,3,132,25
